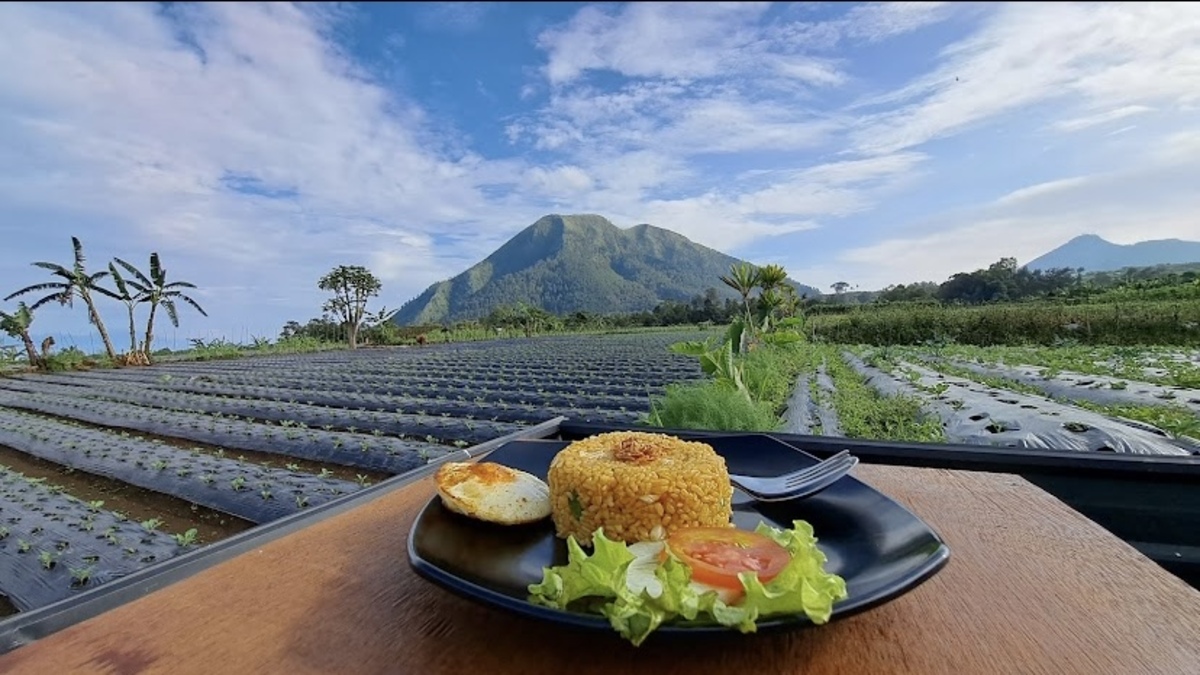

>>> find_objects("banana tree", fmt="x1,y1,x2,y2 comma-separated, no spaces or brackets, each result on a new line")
0,302,40,369
720,262,762,352
108,261,146,355
4,237,119,361
114,253,207,358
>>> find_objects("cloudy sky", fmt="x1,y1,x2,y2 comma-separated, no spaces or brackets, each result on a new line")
2,2,1198,349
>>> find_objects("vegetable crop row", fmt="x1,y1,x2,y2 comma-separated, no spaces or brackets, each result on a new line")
0,464,190,612
0,378,526,446
46,366,672,399
0,407,364,523
0,391,446,474
151,351,702,380
844,350,1194,455
21,369,657,417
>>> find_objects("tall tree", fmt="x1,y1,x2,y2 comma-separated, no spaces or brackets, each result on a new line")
318,265,381,349
719,262,761,323
108,261,145,355
0,302,41,369
4,237,119,361
114,253,207,358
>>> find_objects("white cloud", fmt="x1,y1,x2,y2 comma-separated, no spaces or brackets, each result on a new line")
992,177,1091,208
537,3,775,85
795,139,1200,290
0,2,535,337
851,3,1200,155
521,165,595,200
840,2,956,42
1052,105,1154,132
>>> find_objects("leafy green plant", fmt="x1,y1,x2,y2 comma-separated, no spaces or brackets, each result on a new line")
70,565,93,587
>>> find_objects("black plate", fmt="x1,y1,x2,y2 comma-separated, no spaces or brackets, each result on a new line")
407,434,950,635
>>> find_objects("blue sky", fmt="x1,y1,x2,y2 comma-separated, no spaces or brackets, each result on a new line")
2,2,1198,350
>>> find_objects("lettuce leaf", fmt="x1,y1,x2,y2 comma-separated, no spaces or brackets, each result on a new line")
527,521,848,646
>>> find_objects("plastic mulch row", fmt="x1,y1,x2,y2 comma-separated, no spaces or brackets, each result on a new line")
0,408,364,523
0,466,188,612
0,391,440,474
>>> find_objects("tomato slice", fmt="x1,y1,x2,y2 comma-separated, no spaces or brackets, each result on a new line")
663,527,791,590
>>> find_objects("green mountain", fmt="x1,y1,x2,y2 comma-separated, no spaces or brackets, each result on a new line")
393,214,820,325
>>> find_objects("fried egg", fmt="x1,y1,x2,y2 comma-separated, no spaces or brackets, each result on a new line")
434,461,552,525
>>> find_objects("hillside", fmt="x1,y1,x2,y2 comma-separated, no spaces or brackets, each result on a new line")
393,214,820,325
1026,234,1200,272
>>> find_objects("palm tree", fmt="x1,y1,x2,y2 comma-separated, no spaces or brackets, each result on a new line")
757,264,788,292
109,260,146,355
0,302,41,369
719,262,761,323
4,237,119,361
117,252,207,358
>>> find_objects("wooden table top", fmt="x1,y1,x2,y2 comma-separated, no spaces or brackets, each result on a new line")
1,461,1197,675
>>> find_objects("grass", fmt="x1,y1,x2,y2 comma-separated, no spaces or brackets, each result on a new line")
646,381,779,431
819,346,946,443
645,339,818,432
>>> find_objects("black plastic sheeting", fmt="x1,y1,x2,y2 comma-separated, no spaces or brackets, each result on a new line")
0,466,185,612
936,359,1200,419
779,360,844,436
842,351,1195,456
23,370,652,416
0,378,523,445
0,390,440,474
812,361,843,437
14,365,652,417
780,373,814,434
28,366,655,399
0,408,364,523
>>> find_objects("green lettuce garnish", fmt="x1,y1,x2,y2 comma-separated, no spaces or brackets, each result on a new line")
527,521,848,646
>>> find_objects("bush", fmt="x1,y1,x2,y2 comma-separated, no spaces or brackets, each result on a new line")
646,381,780,432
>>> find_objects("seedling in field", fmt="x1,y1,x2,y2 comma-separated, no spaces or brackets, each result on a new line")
173,528,199,547
17,539,31,553
39,550,56,570
87,500,104,512
140,518,164,532
295,495,309,508
70,565,93,587
260,487,273,500
231,476,247,491
355,474,370,486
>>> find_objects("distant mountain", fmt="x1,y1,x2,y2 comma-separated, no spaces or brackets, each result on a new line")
1025,234,1200,272
393,214,820,325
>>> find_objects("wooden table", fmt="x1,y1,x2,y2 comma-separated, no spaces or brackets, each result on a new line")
1,463,1197,675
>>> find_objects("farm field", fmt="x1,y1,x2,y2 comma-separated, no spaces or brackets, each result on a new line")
0,328,1197,618
0,330,710,617
783,343,1199,453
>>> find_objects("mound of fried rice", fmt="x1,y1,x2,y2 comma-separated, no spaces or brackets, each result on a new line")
547,431,733,546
